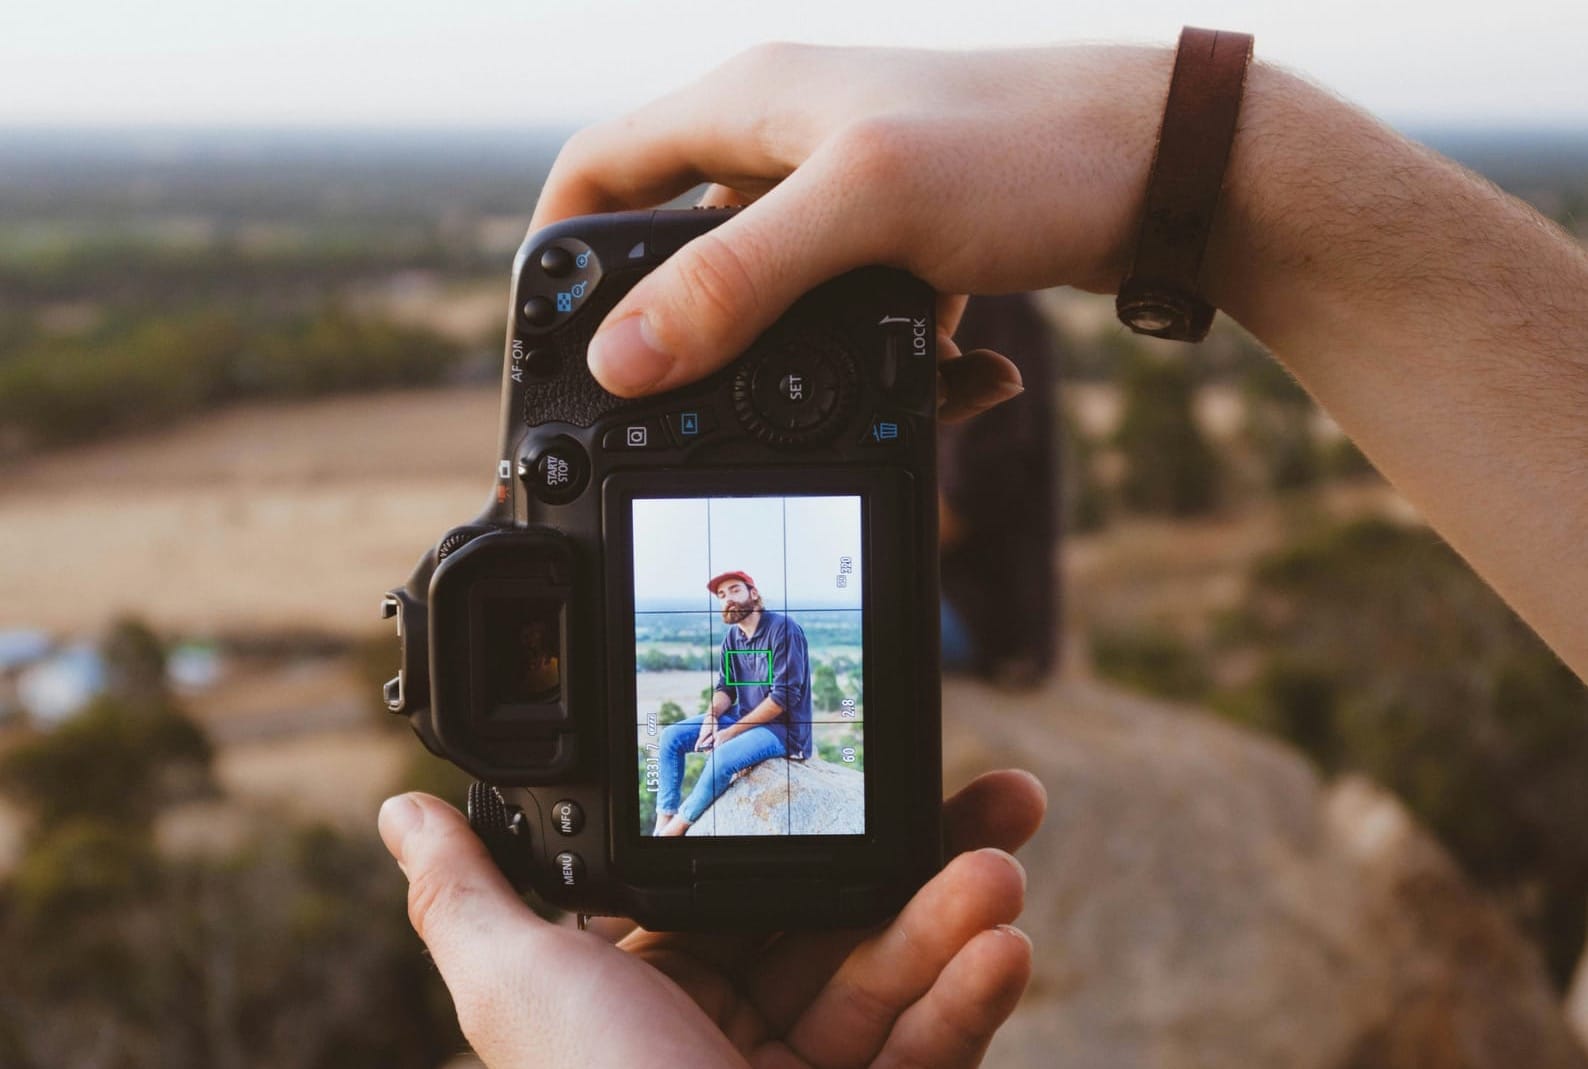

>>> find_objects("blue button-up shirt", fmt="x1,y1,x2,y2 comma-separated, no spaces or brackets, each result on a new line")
716,610,812,759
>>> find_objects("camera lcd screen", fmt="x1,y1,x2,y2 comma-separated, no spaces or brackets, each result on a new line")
632,495,865,838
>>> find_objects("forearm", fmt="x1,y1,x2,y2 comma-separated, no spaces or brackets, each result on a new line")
533,40,1588,674
1204,63,1588,676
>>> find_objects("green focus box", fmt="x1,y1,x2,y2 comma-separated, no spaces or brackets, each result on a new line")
723,648,773,686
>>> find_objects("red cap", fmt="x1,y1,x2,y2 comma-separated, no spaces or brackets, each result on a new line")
706,570,756,595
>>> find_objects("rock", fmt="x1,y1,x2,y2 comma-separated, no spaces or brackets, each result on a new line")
942,675,1588,1069
684,757,864,836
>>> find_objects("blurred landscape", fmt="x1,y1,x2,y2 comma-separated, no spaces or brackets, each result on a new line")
3,126,1588,1067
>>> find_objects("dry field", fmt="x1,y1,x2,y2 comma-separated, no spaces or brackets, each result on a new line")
1,386,502,636
0,384,1426,1065
0,387,502,868
0,385,1410,855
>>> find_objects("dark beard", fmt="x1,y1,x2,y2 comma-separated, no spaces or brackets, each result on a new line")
721,599,755,623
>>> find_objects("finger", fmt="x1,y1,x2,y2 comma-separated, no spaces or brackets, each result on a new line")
698,183,756,209
618,925,776,1036
938,293,969,340
378,793,552,1023
941,769,1047,857
583,150,889,397
529,44,827,231
378,793,541,953
383,796,745,1068
778,847,1027,1068
938,348,1024,424
579,914,639,943
745,770,1045,1035
871,926,1033,1069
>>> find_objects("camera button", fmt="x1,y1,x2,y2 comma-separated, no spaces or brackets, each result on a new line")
521,346,560,380
521,438,589,504
601,419,666,451
878,334,901,391
539,245,574,278
521,295,557,328
754,356,839,429
665,407,719,444
859,415,909,446
553,851,586,888
550,799,585,836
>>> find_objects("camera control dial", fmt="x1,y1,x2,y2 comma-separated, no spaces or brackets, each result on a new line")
467,781,534,885
731,335,857,447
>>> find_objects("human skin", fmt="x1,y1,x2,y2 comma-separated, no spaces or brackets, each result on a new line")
528,42,1588,684
379,770,1044,1068
383,39,1588,1067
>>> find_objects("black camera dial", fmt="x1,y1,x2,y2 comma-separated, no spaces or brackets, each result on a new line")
732,335,857,447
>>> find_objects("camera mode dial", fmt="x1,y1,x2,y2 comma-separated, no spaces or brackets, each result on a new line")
467,781,533,884
731,335,857,447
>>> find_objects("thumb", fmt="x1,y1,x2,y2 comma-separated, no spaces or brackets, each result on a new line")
585,154,880,397
378,792,543,979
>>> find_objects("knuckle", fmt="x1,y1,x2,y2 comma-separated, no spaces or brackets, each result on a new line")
932,995,993,1058
832,977,901,1033
728,40,812,76
830,116,923,189
552,125,601,173
670,231,764,336
743,109,797,171
405,865,470,943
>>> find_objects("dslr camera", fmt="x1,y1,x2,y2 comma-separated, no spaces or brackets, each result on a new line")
382,208,941,929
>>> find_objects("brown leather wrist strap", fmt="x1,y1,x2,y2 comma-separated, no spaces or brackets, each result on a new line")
1117,27,1253,342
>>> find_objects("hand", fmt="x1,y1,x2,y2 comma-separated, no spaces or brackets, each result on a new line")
696,716,718,752
378,769,1045,1068
530,43,1172,402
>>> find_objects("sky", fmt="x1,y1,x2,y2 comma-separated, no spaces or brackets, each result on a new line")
5,0,1587,130
633,495,864,613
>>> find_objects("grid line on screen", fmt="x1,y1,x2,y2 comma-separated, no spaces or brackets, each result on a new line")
634,493,865,838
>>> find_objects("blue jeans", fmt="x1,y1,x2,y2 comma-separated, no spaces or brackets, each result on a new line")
656,714,787,826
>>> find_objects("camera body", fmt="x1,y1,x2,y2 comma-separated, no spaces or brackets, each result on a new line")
383,208,941,929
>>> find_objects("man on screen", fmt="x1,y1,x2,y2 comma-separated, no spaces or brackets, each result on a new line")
654,570,812,836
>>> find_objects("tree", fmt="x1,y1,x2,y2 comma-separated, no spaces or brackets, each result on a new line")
812,663,844,713
1216,517,1588,986
1240,356,1322,492
1114,351,1221,516
0,696,212,833
102,616,170,703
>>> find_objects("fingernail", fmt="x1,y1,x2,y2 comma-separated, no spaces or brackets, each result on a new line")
990,380,1026,403
980,847,1027,892
588,312,674,395
378,794,424,861
996,924,1033,949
